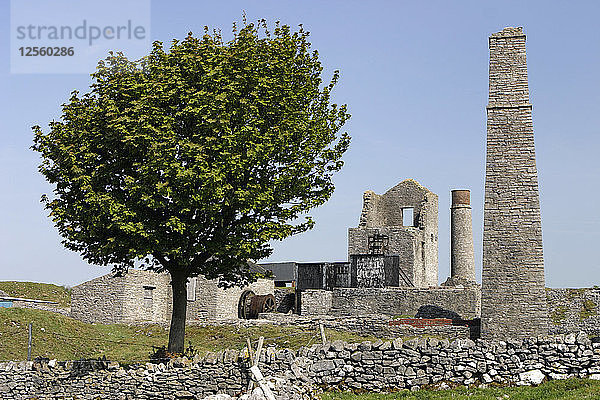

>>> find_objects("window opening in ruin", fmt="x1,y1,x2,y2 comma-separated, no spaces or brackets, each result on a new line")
186,277,197,302
368,234,388,255
143,286,154,309
402,207,414,227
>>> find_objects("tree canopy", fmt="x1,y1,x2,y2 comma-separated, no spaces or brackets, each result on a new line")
32,20,350,352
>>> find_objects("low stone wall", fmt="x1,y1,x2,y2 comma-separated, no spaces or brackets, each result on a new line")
547,288,600,336
299,287,600,337
299,287,481,320
11,302,70,316
300,289,332,316
258,313,471,340
2,333,600,399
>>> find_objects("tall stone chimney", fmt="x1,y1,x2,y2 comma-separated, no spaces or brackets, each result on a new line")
481,27,548,339
450,190,476,284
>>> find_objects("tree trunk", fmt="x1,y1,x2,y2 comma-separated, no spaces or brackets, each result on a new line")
168,270,188,354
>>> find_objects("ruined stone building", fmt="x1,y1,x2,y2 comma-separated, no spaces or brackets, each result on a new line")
71,269,274,324
348,179,439,288
281,180,482,321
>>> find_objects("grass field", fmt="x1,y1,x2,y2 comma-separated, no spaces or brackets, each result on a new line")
0,307,376,362
0,281,71,307
320,378,600,400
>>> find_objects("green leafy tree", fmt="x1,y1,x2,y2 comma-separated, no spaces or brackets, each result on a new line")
32,20,350,353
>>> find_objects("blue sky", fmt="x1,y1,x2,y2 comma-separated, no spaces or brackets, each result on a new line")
0,1,598,287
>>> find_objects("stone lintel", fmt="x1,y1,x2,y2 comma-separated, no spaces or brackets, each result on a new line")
486,103,533,110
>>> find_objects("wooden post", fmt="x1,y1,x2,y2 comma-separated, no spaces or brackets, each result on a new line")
319,323,326,344
253,336,264,368
250,365,276,400
246,337,255,392
246,338,254,365
27,323,32,361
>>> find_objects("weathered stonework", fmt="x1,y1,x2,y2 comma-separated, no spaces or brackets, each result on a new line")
274,288,295,313
348,179,438,288
71,270,274,324
70,272,129,324
2,333,600,398
447,190,476,285
300,287,481,320
547,288,600,336
300,289,333,316
258,313,471,340
481,27,548,339
212,279,274,320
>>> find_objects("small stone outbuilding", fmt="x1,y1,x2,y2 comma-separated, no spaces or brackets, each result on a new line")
71,269,274,324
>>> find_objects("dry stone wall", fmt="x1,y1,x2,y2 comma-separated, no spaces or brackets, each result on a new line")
11,302,70,316
2,333,600,399
547,288,600,336
300,289,332,316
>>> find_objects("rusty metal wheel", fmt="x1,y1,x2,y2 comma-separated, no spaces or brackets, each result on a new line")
248,294,276,319
238,290,255,319
262,295,275,313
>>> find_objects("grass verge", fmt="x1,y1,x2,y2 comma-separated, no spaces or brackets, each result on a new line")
0,308,377,362
320,378,600,399
0,281,71,307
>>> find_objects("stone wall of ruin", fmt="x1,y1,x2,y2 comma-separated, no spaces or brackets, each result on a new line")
348,179,438,288
122,270,171,324
214,279,274,320
70,273,127,324
184,275,219,322
299,287,481,320
274,288,295,313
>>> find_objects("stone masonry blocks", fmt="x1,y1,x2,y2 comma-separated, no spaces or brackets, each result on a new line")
481,27,548,339
450,190,476,283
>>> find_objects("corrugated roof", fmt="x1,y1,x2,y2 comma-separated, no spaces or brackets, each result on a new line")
259,262,296,281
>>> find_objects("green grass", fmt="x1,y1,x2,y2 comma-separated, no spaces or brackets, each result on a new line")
550,306,568,325
0,308,378,362
566,288,586,301
0,281,71,307
580,300,597,320
320,378,600,399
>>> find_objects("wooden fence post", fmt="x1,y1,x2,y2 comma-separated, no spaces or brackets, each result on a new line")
27,323,32,361
319,323,326,344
